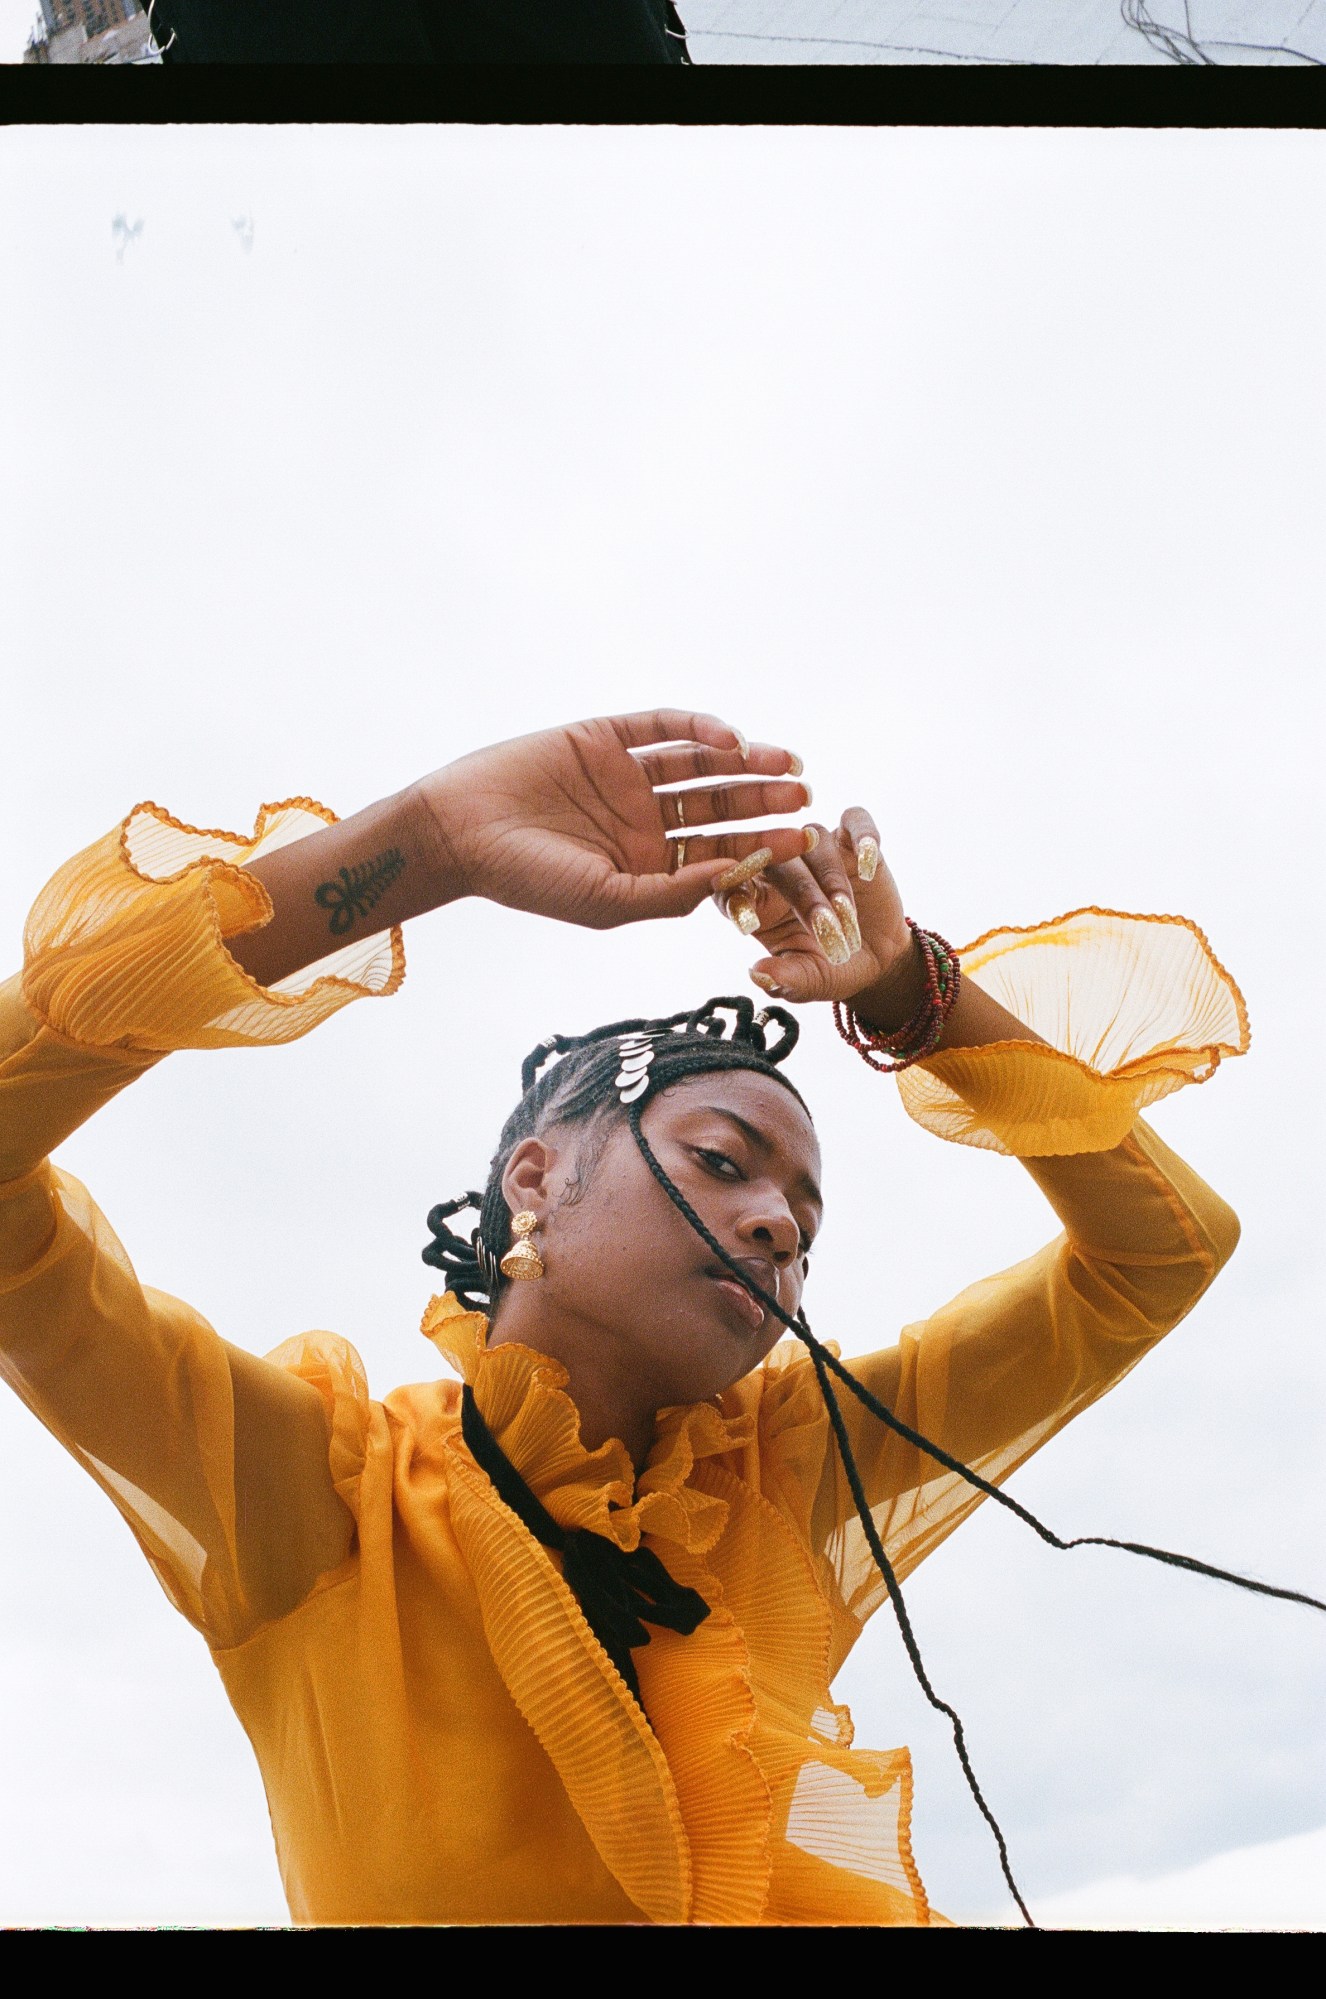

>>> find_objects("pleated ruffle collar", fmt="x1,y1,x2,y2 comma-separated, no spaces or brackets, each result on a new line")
422,1292,754,1557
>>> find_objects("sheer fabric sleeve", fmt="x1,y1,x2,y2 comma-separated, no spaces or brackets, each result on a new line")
0,801,402,1648
23,797,402,1054
758,909,1248,1670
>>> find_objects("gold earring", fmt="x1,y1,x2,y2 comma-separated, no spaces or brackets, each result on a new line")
500,1210,545,1281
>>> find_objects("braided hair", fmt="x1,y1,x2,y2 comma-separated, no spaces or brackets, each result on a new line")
423,995,805,1314
425,994,1325,1927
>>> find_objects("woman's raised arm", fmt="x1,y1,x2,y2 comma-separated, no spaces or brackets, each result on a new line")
229,710,810,988
1,711,811,1644
0,967,356,1648
711,810,1247,1647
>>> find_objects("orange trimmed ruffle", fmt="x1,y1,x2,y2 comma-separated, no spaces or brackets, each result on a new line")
22,799,404,1054
898,907,1249,1155
423,1292,748,1557
421,1292,935,1924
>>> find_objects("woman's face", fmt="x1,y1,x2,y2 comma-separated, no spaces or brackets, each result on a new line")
500,1068,823,1408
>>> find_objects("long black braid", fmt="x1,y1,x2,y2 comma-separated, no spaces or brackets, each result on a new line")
424,996,1325,1928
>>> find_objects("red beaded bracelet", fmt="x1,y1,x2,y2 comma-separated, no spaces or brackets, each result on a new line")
833,919,961,1073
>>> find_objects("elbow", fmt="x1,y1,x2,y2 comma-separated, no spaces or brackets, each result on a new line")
1159,1185,1241,1331
1201,1189,1241,1277
1074,1185,1242,1340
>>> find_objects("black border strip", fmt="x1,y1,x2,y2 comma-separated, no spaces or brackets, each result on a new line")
2,64,1323,128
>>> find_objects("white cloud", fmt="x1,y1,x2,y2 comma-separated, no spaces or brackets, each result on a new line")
975,1825,1326,1932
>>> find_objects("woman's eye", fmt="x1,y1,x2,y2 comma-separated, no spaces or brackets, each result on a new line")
694,1148,813,1257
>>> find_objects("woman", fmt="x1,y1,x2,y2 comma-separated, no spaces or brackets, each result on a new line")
0,708,1249,1925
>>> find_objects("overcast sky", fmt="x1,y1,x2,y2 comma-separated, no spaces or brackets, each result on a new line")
1,124,1323,1930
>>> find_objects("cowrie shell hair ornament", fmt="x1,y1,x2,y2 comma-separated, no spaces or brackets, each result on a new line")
616,1031,658,1104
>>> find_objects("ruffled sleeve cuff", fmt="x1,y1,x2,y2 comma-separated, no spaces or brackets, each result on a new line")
895,907,1249,1156
21,799,404,1054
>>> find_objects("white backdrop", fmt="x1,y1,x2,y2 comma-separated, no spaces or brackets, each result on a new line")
0,124,1323,1929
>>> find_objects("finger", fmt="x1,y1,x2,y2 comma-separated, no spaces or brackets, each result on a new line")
632,742,802,787
667,825,818,877
799,824,863,956
609,709,750,760
598,855,749,925
714,883,809,956
749,947,834,1006
836,805,882,884
760,838,863,969
657,777,811,834
722,886,762,939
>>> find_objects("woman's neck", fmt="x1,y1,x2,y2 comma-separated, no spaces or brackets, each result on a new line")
487,1293,659,1471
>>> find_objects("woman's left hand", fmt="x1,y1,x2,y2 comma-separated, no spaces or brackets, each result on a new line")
713,809,917,1012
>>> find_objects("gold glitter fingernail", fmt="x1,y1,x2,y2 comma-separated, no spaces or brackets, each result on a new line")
727,892,760,937
856,836,880,883
799,782,814,808
716,847,773,894
812,906,851,967
733,728,750,761
832,894,862,955
803,825,819,854
786,753,804,778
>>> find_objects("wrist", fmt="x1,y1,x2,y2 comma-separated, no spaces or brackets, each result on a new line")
851,929,927,1035
406,774,470,905
228,782,449,989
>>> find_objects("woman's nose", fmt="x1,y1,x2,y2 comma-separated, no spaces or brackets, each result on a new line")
745,1208,801,1267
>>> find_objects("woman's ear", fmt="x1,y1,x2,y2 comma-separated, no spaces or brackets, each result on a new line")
500,1137,555,1220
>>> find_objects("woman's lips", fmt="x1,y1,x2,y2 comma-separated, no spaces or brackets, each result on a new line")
708,1271,771,1333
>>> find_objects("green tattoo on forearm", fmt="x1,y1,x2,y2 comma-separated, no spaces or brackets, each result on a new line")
313,848,407,937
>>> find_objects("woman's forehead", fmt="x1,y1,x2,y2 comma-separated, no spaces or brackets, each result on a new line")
655,1068,821,1177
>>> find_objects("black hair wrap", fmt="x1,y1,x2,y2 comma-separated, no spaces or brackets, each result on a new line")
425,995,1326,1930
421,1191,499,1313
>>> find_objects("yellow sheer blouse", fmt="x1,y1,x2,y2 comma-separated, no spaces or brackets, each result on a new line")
0,801,1248,1926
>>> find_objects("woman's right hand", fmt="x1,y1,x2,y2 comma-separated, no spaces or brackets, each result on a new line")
416,709,813,931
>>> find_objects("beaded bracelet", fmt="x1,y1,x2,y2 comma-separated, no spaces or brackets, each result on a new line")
832,919,961,1074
